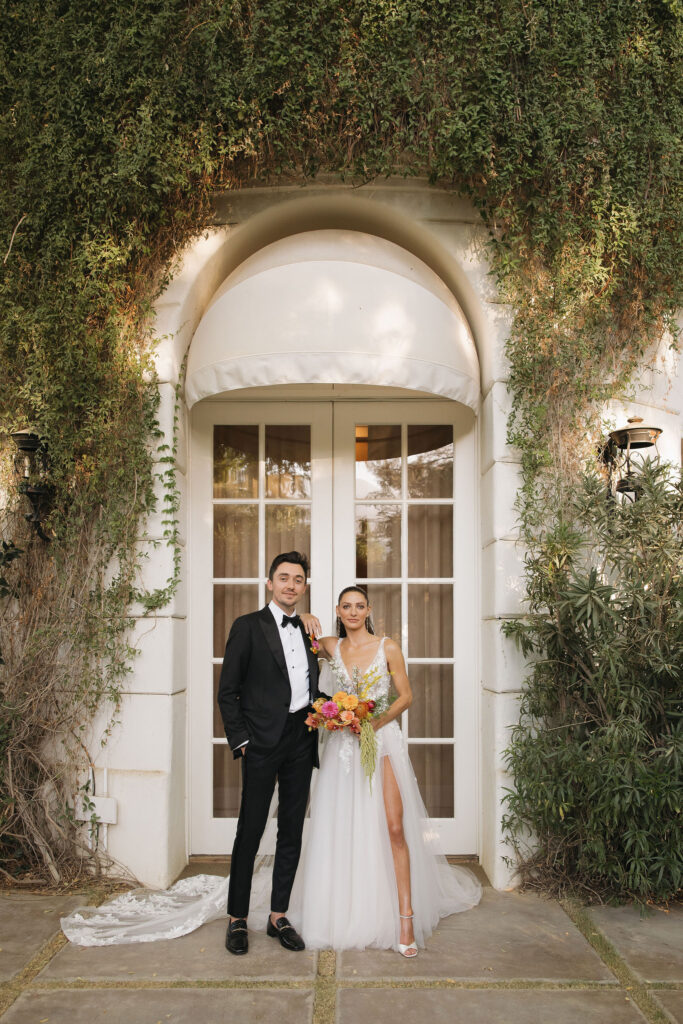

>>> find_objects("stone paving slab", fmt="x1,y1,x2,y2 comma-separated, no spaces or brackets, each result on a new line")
338,988,647,1024
1,987,313,1024
41,919,316,982
654,990,683,1024
587,904,683,983
339,889,611,981
0,895,83,981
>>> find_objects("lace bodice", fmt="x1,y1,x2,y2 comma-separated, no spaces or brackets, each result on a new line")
319,637,400,773
321,636,392,701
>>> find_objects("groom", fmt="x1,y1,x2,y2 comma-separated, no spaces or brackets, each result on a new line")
216,551,320,956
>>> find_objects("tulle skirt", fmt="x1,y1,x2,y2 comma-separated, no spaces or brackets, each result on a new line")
286,722,482,951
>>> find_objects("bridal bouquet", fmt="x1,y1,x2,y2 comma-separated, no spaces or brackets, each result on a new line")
305,664,388,785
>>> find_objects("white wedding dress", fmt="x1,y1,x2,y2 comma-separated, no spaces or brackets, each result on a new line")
61,638,481,949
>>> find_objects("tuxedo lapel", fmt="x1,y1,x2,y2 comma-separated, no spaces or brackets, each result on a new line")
257,607,289,683
301,623,319,698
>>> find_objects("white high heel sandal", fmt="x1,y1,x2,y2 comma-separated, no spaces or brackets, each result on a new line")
398,913,418,958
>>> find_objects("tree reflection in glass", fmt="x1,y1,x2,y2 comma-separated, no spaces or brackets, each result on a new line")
355,424,401,499
213,425,258,499
266,505,311,569
407,425,453,499
356,503,401,577
266,425,311,498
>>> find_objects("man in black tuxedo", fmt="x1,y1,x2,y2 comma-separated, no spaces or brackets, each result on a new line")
216,551,320,956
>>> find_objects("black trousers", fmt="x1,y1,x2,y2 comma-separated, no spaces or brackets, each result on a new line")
227,708,315,919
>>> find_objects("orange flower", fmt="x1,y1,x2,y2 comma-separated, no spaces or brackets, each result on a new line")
355,701,370,719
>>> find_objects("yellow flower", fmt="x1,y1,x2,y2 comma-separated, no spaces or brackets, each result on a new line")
312,698,325,712
342,693,359,710
332,692,349,709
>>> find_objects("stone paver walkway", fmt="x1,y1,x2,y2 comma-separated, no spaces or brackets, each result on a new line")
0,881,680,1024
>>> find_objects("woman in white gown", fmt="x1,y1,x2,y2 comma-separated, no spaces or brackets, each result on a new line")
61,587,481,952
289,586,481,955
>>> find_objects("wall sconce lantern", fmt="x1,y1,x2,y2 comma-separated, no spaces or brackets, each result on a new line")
600,417,662,503
10,429,52,542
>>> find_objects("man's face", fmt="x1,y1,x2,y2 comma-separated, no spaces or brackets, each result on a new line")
266,562,307,612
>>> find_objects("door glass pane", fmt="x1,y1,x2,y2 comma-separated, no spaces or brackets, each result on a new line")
408,584,453,657
356,504,401,578
213,745,241,817
266,425,311,498
213,585,259,657
408,665,454,738
407,425,453,498
410,746,454,816
355,425,401,499
363,583,401,643
408,505,453,578
214,505,258,577
266,506,311,570
214,425,258,499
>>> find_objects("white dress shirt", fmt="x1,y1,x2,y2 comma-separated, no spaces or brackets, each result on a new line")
268,601,310,712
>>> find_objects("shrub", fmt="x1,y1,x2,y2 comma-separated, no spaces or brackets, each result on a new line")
503,462,682,902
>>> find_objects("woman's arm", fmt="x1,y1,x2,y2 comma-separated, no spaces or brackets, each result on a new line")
299,613,335,662
372,638,412,731
317,635,337,661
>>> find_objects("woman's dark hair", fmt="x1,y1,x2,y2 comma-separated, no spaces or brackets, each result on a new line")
336,585,375,637
268,551,310,580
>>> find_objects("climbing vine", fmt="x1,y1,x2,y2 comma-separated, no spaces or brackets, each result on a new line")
0,0,681,888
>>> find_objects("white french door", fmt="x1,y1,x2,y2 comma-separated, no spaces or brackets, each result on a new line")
189,399,477,855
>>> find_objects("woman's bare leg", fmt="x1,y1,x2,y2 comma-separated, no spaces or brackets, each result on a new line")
382,756,415,950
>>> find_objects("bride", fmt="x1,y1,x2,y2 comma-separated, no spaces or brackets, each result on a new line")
61,586,481,952
290,585,481,955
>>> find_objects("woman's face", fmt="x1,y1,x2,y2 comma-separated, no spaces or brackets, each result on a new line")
337,591,370,630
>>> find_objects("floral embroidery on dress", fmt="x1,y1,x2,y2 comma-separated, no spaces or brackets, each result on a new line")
320,638,395,772
338,728,354,774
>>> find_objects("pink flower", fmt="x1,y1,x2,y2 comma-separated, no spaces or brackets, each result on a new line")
320,701,339,719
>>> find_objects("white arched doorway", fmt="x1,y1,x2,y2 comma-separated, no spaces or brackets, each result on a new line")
187,230,480,856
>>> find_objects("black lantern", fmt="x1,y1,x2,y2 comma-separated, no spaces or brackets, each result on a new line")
600,417,662,503
10,429,52,542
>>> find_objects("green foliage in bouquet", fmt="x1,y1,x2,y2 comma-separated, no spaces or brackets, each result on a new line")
502,463,682,902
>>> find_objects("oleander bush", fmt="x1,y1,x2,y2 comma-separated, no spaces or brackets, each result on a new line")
503,463,682,902
0,0,681,885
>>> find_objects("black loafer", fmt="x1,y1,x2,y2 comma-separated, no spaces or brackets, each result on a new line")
266,915,305,951
226,918,248,955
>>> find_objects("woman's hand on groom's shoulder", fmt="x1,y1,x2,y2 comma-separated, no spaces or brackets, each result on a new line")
300,612,322,637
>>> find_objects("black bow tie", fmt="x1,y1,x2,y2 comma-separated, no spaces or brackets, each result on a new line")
281,614,301,629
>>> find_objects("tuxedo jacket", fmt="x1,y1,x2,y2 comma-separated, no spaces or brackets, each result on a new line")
216,606,321,763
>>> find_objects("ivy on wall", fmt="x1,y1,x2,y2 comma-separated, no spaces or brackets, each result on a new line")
0,0,681,888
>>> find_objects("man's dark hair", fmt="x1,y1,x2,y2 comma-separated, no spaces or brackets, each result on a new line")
268,551,310,581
